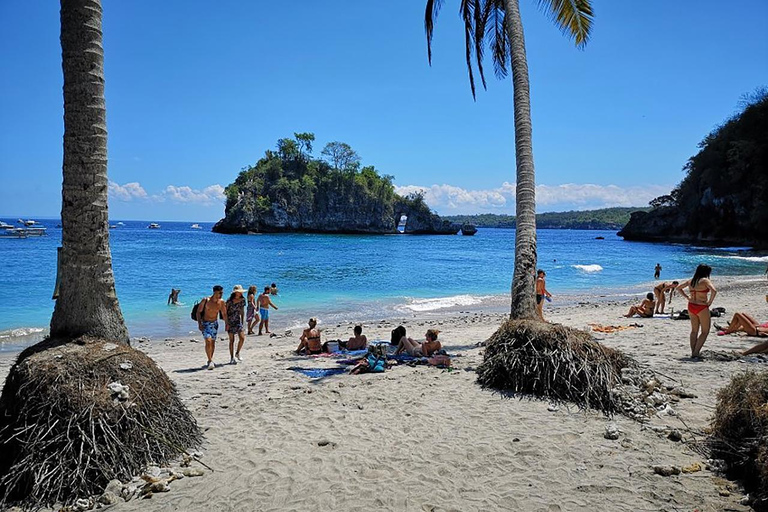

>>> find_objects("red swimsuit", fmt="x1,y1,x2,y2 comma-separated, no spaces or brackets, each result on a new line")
688,286,710,316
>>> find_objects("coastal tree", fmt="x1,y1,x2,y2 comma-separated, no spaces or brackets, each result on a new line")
322,141,361,172
425,0,593,319
0,0,200,506
294,131,316,159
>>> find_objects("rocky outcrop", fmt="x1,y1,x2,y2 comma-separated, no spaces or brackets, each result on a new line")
619,92,768,248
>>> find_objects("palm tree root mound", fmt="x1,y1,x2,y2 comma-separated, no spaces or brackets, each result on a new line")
710,370,768,511
477,320,639,415
0,337,202,508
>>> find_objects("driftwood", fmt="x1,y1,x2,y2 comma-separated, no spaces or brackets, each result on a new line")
0,337,202,508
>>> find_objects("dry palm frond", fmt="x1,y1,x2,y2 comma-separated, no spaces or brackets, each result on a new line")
537,0,594,48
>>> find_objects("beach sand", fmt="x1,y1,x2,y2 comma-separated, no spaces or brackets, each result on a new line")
1,277,766,511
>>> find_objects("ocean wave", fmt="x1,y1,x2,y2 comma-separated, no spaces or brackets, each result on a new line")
400,294,485,312
572,264,604,273
714,255,768,262
0,327,45,340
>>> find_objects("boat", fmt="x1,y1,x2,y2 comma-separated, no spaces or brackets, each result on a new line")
190,223,202,229
148,223,160,229
0,221,13,229
23,226,47,236
23,219,38,226
460,224,477,236
1,228,28,239
117,221,125,226
109,225,118,229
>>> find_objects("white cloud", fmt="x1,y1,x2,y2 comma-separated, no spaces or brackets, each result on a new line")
395,181,671,214
108,181,226,205
108,181,147,201
162,184,226,205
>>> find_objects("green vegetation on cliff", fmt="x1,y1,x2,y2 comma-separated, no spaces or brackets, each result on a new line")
620,89,768,247
215,133,458,234
445,207,648,230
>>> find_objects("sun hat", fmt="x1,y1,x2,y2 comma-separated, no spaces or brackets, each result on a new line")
232,285,246,294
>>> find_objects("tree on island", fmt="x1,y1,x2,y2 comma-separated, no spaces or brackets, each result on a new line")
425,0,593,320
425,1,639,415
322,141,361,172
0,0,200,506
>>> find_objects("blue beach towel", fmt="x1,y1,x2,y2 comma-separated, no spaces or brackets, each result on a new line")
289,367,347,379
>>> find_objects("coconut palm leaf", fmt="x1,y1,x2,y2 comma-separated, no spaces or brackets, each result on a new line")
483,0,509,79
537,0,594,48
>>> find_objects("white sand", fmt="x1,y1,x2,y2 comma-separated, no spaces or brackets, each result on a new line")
1,277,766,511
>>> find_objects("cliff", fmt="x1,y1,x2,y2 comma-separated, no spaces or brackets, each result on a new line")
619,91,768,248
212,134,459,235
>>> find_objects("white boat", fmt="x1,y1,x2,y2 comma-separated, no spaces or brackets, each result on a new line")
109,225,117,229
0,221,13,229
23,226,47,236
1,228,28,239
23,219,38,226
148,223,160,229
117,221,125,226
190,223,202,229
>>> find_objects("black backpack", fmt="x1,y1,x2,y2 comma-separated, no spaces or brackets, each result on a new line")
191,298,207,321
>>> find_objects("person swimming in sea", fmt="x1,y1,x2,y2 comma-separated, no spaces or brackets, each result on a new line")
167,288,181,305
676,264,717,358
296,317,322,355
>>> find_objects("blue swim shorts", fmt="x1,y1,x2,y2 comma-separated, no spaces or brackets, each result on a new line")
259,308,269,320
202,321,218,340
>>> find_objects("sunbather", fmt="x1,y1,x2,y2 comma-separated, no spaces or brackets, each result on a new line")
715,312,768,337
296,317,323,355
346,325,368,351
624,293,655,318
395,329,442,357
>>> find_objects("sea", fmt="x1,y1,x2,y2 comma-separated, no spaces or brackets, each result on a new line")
1,218,767,353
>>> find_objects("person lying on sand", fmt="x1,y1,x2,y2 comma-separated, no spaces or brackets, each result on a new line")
346,325,368,351
715,312,768,337
394,328,442,357
742,340,768,356
296,317,322,355
624,293,655,318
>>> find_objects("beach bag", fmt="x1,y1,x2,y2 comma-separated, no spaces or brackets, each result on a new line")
190,298,207,321
673,309,690,320
366,353,385,373
710,306,726,317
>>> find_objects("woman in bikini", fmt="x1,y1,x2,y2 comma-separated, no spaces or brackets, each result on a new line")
395,329,442,357
296,317,323,355
653,281,678,314
676,264,717,358
715,312,768,337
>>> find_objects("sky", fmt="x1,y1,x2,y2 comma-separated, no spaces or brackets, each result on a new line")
1,1,766,222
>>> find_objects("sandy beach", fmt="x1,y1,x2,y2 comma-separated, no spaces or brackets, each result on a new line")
1,277,766,511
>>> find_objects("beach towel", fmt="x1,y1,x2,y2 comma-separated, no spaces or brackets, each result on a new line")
288,367,347,378
589,323,640,334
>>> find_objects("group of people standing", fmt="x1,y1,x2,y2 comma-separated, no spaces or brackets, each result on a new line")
196,283,279,370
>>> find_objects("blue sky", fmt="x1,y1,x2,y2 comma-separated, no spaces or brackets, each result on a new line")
1,1,766,221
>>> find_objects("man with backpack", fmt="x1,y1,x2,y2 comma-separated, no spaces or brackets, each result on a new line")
196,285,228,370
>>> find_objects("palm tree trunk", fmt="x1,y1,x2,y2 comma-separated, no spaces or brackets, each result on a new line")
504,0,538,320
50,0,129,343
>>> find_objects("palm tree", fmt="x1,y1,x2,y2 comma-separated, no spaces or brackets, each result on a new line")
425,0,593,319
50,0,129,343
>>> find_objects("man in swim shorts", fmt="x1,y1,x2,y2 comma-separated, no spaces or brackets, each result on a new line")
535,269,553,322
197,285,228,370
654,263,662,279
258,286,278,335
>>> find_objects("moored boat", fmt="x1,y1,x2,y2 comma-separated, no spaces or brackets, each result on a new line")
191,223,202,229
148,223,161,229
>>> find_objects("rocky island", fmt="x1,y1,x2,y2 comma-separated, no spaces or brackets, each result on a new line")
213,134,459,235
619,91,768,248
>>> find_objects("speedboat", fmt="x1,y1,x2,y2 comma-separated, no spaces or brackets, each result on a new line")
24,220,38,226
190,223,202,229
1,228,28,239
0,221,13,230
148,223,160,229
117,221,125,226
23,226,47,236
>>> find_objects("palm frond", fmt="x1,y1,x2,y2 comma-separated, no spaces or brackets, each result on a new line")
538,0,594,48
459,0,482,99
425,0,444,65
483,0,508,79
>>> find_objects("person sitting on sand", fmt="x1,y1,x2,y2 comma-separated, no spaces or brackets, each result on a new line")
296,317,323,355
624,293,655,318
390,325,406,345
715,312,768,337
167,288,181,305
653,281,678,314
347,325,368,351
395,328,442,357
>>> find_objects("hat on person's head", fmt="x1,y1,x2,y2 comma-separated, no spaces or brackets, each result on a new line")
232,285,246,294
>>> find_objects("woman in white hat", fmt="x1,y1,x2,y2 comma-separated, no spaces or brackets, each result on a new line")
226,285,247,364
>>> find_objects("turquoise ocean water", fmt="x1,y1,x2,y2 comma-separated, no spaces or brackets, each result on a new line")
1,217,766,352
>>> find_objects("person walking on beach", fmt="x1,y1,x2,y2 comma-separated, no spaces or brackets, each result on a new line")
246,285,259,335
197,285,228,370
226,285,247,364
258,286,278,335
535,269,552,322
654,263,662,279
676,264,717,359
167,288,180,305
